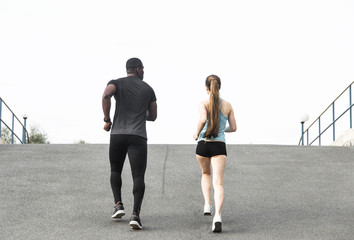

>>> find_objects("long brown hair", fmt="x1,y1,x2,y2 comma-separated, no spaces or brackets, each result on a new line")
203,75,221,138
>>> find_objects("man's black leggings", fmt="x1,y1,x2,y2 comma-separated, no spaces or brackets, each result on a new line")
109,134,147,214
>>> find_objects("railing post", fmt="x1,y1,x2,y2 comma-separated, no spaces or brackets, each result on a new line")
299,114,309,145
11,113,15,144
0,98,2,138
318,117,321,146
332,102,335,141
22,116,27,144
301,122,305,145
350,84,352,129
307,130,309,145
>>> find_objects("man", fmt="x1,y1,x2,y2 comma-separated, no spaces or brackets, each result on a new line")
102,58,157,230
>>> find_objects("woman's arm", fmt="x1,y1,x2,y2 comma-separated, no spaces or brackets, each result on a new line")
193,102,208,140
225,106,237,132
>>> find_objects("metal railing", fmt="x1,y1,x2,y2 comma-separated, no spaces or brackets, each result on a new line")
0,97,29,144
299,81,353,145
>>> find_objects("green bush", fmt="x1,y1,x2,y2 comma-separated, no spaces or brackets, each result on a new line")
29,126,49,144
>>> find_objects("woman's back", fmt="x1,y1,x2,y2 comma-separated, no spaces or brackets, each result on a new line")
201,98,232,119
198,99,231,142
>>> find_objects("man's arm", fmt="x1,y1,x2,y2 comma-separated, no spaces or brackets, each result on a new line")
102,84,116,131
146,101,157,121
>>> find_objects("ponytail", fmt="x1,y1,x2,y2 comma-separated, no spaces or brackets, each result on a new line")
204,75,221,139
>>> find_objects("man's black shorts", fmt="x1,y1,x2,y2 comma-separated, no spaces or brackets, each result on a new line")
196,141,227,157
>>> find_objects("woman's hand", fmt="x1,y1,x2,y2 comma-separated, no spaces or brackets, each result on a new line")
193,133,199,141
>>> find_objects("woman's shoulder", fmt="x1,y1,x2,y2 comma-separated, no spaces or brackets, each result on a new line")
221,99,232,108
220,99,233,115
200,99,209,106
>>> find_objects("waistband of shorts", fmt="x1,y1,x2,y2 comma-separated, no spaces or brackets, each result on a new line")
198,140,225,144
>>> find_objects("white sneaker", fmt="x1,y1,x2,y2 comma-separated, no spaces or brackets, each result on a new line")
212,215,222,233
203,205,211,215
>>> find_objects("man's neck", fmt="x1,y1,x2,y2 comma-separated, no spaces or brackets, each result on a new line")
127,73,142,80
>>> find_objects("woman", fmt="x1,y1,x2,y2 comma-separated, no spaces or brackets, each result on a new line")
193,74,237,233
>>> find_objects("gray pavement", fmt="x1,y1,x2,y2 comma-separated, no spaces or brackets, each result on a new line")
0,144,354,240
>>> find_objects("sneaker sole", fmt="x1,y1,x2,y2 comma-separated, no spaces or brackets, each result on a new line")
213,222,222,233
111,210,125,218
204,212,211,216
129,221,142,230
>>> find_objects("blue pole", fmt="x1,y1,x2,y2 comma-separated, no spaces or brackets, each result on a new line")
301,122,304,145
350,84,352,129
22,117,27,144
318,117,321,146
332,102,335,141
11,114,14,144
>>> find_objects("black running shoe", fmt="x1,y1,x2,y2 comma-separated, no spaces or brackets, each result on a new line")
111,203,125,218
129,214,142,230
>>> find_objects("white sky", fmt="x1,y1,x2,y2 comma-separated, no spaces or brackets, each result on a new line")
1,0,354,145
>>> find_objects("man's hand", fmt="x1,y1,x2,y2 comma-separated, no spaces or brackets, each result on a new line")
104,122,112,132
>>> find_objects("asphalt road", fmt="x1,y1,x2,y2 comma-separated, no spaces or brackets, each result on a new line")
1,144,354,240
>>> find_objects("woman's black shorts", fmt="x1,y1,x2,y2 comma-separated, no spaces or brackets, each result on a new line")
196,141,227,157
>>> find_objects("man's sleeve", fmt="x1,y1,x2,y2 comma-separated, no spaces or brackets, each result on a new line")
151,89,157,102
107,79,115,86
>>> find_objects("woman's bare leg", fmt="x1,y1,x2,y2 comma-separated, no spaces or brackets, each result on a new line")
211,155,226,217
196,155,212,207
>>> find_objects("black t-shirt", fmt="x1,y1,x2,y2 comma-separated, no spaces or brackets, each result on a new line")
108,76,156,139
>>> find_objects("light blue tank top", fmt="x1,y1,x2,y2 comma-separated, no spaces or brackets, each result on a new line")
198,102,228,143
